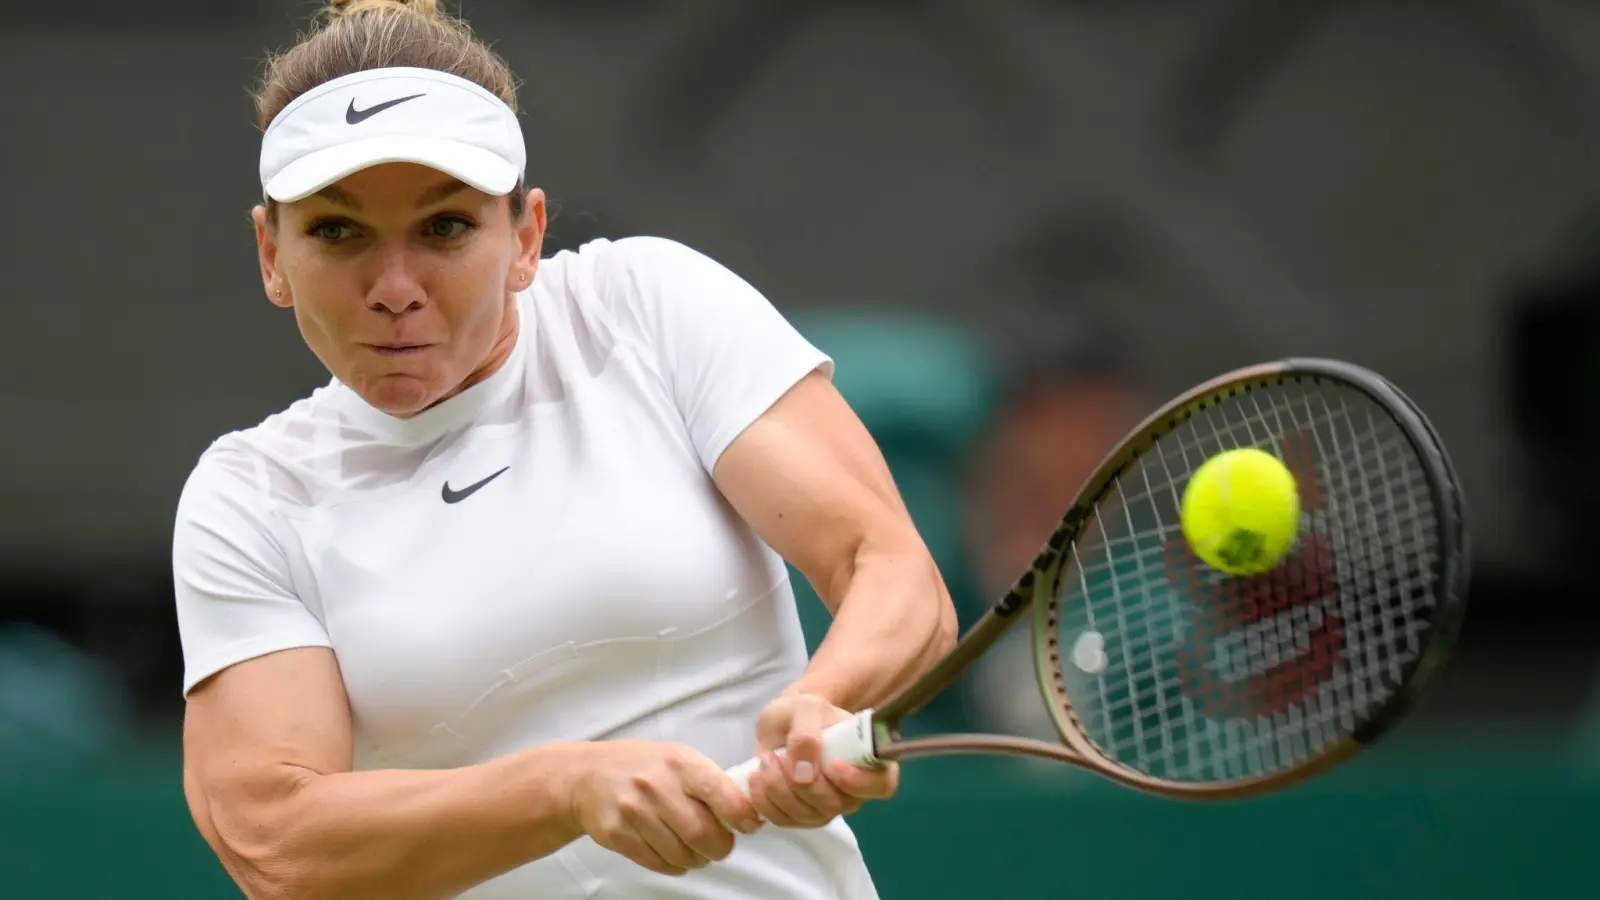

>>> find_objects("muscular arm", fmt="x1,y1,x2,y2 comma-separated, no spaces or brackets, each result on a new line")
713,370,959,711
183,647,586,900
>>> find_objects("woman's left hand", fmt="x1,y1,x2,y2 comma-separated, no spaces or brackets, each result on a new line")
745,692,900,829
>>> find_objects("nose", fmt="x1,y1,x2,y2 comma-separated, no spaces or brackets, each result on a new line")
366,244,427,315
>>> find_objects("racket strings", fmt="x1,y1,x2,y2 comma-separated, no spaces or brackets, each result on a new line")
1049,378,1442,784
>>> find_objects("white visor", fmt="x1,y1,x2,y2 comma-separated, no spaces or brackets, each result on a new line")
260,67,525,203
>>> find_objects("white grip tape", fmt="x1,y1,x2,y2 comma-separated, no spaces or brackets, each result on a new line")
725,709,879,798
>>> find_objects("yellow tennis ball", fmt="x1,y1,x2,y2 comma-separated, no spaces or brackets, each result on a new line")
1180,448,1301,576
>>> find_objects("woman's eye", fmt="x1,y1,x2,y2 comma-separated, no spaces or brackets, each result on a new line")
308,221,356,241
426,217,474,240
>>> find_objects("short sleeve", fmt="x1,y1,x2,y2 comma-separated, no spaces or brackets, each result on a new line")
596,236,833,471
172,447,332,696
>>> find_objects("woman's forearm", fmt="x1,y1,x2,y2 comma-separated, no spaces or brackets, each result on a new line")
229,742,586,900
789,540,958,711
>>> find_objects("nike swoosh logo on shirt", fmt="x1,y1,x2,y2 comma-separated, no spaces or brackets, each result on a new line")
441,466,510,504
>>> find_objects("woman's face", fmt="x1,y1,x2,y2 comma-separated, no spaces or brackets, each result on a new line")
253,162,545,418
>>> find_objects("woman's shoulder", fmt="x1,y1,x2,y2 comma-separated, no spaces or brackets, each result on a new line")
528,235,697,354
538,235,727,305
181,383,347,512
534,235,759,345
545,234,708,270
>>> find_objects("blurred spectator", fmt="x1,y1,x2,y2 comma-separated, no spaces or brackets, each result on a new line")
0,622,135,770
959,311,1149,741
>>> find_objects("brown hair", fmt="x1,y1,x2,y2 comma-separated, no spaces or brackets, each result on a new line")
256,0,525,223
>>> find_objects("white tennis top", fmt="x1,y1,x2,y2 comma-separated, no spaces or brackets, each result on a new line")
172,236,879,900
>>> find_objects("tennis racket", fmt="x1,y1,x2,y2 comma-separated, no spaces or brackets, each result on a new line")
727,357,1468,800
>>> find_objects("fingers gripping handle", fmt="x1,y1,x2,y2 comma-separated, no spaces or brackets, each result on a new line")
726,709,879,797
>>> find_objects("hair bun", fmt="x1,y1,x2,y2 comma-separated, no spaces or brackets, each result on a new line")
327,0,439,20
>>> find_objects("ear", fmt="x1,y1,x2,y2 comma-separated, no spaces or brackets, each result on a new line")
253,204,292,309
506,187,548,293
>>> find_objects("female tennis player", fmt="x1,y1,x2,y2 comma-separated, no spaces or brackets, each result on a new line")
172,2,956,897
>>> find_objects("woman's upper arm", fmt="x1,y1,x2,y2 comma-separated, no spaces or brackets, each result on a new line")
172,448,344,865
712,370,926,608
184,648,353,862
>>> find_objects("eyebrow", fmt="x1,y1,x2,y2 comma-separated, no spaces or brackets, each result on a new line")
313,185,362,210
415,178,471,207
311,178,471,211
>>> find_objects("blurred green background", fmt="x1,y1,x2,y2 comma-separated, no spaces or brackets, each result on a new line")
5,742,1598,899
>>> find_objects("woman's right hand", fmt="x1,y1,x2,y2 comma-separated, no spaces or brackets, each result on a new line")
564,741,763,877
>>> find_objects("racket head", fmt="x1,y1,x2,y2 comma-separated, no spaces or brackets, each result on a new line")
1029,358,1467,798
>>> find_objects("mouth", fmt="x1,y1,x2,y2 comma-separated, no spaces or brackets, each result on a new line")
363,342,434,357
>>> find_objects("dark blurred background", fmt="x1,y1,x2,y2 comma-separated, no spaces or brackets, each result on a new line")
2,1,1598,897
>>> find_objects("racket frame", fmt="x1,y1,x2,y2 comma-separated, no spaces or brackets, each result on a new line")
863,358,1469,799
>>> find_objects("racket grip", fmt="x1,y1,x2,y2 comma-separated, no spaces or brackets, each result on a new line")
725,709,879,798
